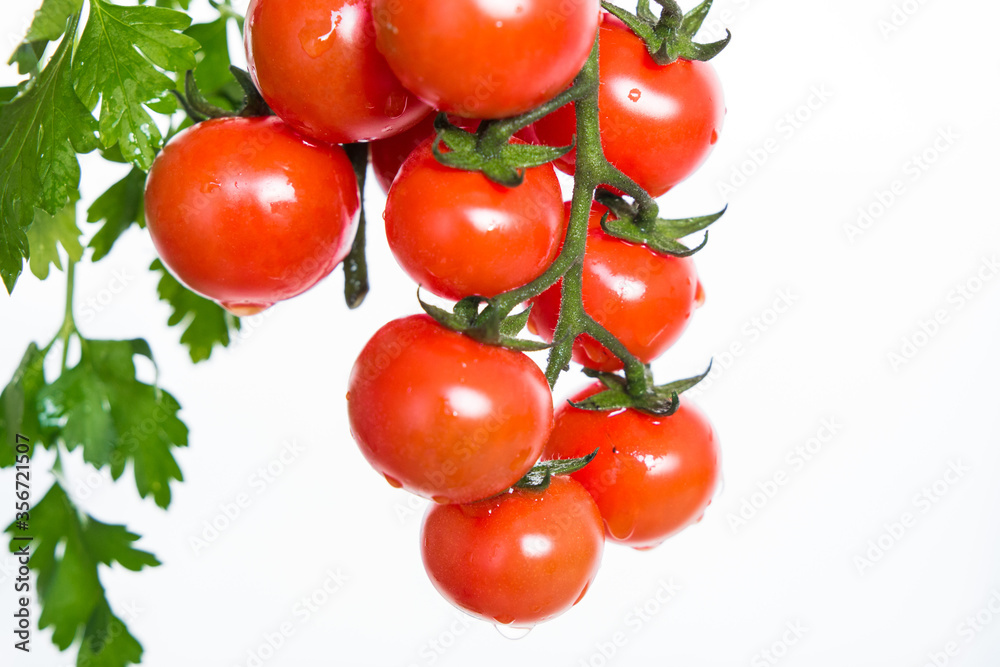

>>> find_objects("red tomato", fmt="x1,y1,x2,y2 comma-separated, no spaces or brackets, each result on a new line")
245,0,429,144
422,476,604,626
347,315,553,504
527,204,702,372
144,116,359,315
384,140,564,300
371,0,600,118
544,386,720,549
532,15,725,196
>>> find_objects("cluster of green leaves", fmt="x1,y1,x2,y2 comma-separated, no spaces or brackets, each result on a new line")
0,0,248,664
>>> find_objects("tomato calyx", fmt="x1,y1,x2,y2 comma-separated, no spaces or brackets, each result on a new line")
570,362,712,415
431,114,573,188
172,66,272,123
602,0,731,65
595,190,726,257
417,292,551,353
514,448,600,491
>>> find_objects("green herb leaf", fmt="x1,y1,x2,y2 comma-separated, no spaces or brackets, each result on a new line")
151,259,240,363
0,343,50,467
73,0,199,170
0,11,98,293
23,0,85,44
5,482,157,659
515,448,599,490
37,339,189,508
87,168,146,261
26,202,83,280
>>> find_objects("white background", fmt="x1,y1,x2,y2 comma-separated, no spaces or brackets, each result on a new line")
2,0,1000,665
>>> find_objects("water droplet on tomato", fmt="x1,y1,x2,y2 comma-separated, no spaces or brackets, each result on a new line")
384,474,402,489
431,495,450,505
384,91,407,119
494,624,531,640
710,129,719,145
695,281,706,307
299,11,343,58
573,580,592,605
628,88,641,103
219,301,272,317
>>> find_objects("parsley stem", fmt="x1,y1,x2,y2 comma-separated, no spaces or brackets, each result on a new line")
59,259,78,373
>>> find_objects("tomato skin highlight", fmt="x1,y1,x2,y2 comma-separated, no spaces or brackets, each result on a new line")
544,386,720,549
532,15,725,197
371,0,601,119
384,140,564,301
347,315,554,504
528,205,701,372
421,476,604,627
245,0,429,144
144,116,359,314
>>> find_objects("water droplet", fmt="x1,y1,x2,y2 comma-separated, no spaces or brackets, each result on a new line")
384,91,407,119
219,301,272,317
710,129,719,145
628,88,641,103
494,624,531,640
384,474,403,489
299,11,343,58
695,281,706,307
431,495,451,505
573,580,592,605
495,20,503,28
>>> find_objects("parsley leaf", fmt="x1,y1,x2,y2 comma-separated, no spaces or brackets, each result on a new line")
73,0,198,170
0,10,98,293
86,168,145,261
0,343,50,467
26,202,84,280
5,482,158,659
37,338,189,508
23,0,85,43
151,259,240,363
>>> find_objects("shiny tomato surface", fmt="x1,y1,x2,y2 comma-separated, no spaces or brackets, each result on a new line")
347,315,553,504
528,205,702,371
544,386,720,549
384,140,564,300
371,0,601,118
422,476,604,626
245,0,429,144
144,116,359,315
532,15,725,196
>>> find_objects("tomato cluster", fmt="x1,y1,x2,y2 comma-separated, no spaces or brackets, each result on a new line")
143,0,727,629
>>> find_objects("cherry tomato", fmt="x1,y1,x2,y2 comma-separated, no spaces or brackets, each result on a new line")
371,0,601,118
422,476,604,626
384,140,563,300
144,116,359,316
527,204,702,372
544,386,720,549
347,315,553,504
245,0,429,144
532,15,725,196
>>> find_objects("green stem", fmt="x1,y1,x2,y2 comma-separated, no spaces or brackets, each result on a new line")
472,35,651,394
478,82,591,153
58,260,78,373
342,143,370,309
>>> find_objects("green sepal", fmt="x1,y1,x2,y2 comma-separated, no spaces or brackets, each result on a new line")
571,361,713,415
515,448,599,491
418,292,551,352
432,114,572,187
173,66,272,123
602,0,731,65
596,190,725,257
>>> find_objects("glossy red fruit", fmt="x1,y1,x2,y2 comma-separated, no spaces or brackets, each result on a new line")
544,386,720,549
532,15,725,196
384,140,563,300
371,0,601,118
422,476,604,627
245,0,429,144
528,204,701,372
144,116,359,315
347,315,554,504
